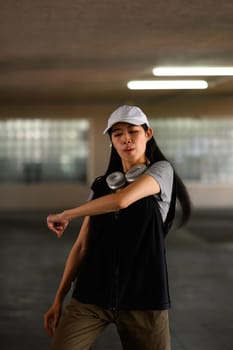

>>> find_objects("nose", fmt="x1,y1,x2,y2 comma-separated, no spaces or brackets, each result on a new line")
122,132,132,144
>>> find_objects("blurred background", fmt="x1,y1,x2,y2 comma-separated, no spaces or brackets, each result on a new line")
0,1,233,349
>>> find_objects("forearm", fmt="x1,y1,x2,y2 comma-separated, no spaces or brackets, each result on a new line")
53,245,86,304
61,192,123,222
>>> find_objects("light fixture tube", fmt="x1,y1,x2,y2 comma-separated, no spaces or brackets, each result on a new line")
127,80,208,90
153,67,233,76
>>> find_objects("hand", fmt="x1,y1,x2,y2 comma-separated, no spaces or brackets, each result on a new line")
47,213,69,238
44,302,62,337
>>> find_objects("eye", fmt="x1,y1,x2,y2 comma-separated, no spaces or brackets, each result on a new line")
112,132,122,137
129,128,139,134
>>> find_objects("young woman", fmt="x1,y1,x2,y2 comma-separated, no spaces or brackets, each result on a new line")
44,105,191,350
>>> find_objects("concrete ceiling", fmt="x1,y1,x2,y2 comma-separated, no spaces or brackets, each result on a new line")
0,0,233,104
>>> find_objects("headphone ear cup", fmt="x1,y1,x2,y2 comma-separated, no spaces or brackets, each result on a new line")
106,164,148,190
106,171,126,190
125,164,147,183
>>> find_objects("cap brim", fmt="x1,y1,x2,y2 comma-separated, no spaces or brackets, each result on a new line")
103,117,149,134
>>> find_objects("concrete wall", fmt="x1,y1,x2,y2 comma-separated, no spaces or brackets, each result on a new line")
0,95,233,211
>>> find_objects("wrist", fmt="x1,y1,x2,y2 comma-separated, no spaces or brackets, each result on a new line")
54,293,65,305
57,211,70,222
62,209,75,222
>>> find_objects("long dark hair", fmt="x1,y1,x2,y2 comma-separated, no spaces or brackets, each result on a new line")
105,124,192,227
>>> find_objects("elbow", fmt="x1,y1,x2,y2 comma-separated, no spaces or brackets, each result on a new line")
75,242,88,260
79,245,88,259
116,193,130,210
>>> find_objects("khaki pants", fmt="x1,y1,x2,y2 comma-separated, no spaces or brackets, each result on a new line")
50,298,171,350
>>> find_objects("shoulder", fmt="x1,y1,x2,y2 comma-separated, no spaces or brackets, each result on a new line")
90,175,110,199
146,161,174,179
145,161,174,203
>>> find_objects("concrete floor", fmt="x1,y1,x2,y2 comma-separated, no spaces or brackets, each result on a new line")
0,209,233,350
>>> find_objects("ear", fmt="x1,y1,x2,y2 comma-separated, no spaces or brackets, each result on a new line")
146,127,153,141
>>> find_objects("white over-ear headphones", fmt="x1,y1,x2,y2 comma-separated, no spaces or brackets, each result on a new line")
106,164,147,190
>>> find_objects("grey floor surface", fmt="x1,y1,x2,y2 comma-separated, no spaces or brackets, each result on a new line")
0,209,233,349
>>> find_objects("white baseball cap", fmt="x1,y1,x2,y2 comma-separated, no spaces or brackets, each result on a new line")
103,105,150,134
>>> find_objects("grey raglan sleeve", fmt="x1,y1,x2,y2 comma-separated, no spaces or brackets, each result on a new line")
145,161,174,222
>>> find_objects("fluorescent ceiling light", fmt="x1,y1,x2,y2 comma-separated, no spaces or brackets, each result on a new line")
127,80,208,90
153,66,233,76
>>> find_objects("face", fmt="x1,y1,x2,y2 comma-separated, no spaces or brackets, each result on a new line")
110,123,153,170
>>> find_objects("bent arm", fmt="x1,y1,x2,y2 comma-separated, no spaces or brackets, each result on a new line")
63,174,159,221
